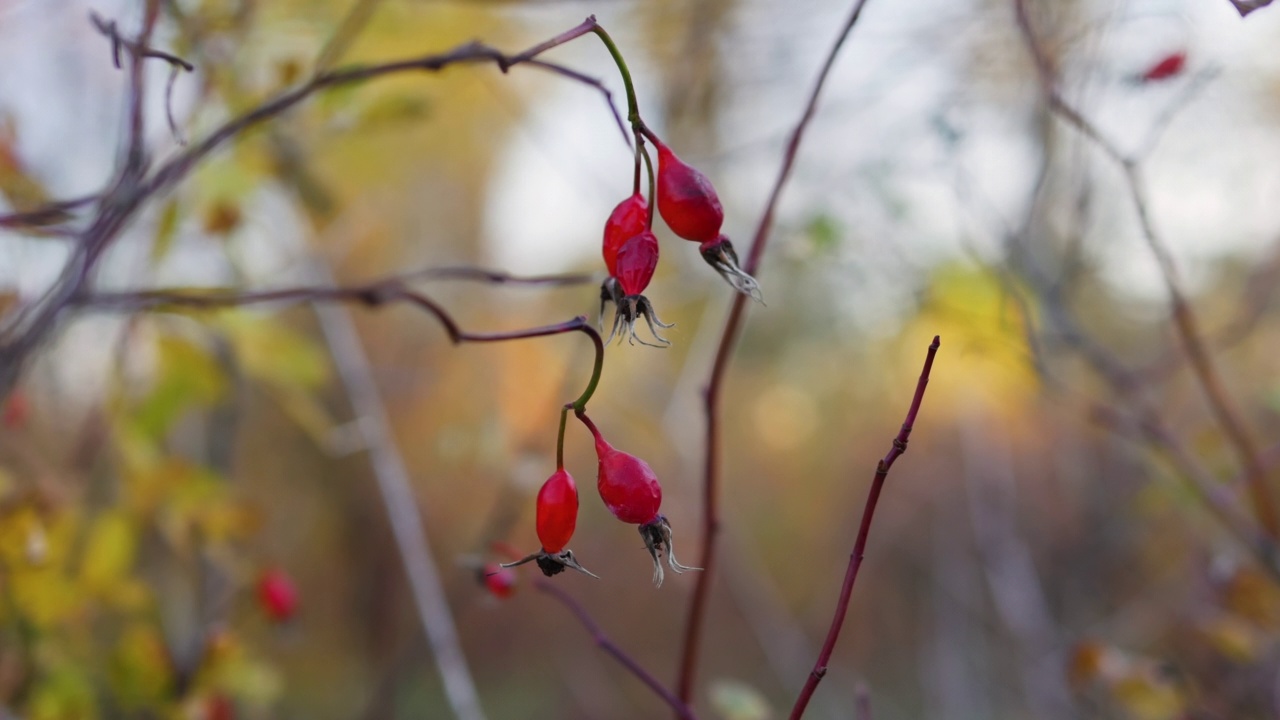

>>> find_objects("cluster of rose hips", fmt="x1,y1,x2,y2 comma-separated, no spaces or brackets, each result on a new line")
497,410,695,587
475,29,771,591
600,130,762,346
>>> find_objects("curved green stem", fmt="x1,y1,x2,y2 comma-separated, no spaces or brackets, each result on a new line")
556,406,569,470
591,25,639,123
570,322,605,411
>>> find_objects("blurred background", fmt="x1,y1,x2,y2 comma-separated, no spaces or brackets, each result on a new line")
2,0,1280,718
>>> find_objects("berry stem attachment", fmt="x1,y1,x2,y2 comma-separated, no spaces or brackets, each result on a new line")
556,406,569,470
641,141,656,229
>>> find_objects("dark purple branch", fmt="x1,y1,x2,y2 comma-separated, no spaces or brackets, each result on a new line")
676,0,874,704
788,336,940,720
534,580,698,720
0,195,99,229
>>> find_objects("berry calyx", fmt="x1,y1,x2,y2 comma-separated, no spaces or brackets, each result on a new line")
700,235,763,304
654,140,724,243
257,567,298,623
579,412,698,586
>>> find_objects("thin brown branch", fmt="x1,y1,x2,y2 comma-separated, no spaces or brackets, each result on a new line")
676,0,874,704
1012,0,1280,541
534,580,698,720
75,266,593,315
789,336,940,719
0,17,616,399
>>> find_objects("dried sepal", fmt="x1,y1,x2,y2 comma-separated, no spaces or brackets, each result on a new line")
638,515,700,588
700,235,764,303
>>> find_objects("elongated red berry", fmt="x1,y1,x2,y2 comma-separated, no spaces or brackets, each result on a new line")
536,468,578,554
603,193,649,276
584,420,661,525
1140,51,1186,83
655,141,723,243
257,567,298,622
615,231,660,297
481,563,517,599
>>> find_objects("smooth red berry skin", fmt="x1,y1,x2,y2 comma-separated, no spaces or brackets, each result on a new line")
1141,52,1186,82
482,563,517,598
536,469,578,554
257,568,298,623
591,431,662,526
603,194,649,277
656,142,723,243
615,231,660,297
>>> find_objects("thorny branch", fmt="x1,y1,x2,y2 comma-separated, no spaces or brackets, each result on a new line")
1012,0,1280,542
787,336,940,720
677,0,875,705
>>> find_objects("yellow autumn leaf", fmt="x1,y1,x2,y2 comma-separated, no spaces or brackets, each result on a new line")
109,623,174,708
1111,672,1184,720
79,511,138,591
217,313,330,389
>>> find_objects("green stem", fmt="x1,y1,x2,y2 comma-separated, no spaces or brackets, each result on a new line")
570,322,605,411
591,26,639,123
556,406,569,469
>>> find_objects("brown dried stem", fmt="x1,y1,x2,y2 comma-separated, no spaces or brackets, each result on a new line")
676,0,875,704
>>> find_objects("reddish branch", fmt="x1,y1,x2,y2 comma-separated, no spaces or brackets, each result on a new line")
788,336,940,719
676,0,875,704
1012,0,1280,542
535,580,698,720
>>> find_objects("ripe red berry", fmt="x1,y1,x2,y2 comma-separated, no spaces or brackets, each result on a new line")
481,563,517,599
499,469,596,579
578,413,698,586
603,193,649,277
655,140,724,243
587,424,662,526
536,468,578,554
615,231,660,298
257,567,298,623
1139,51,1187,83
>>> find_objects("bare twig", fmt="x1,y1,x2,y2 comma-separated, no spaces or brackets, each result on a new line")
677,0,875,703
788,336,940,719
1012,0,1280,541
76,265,594,313
0,195,99,229
0,16,620,398
535,580,699,720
